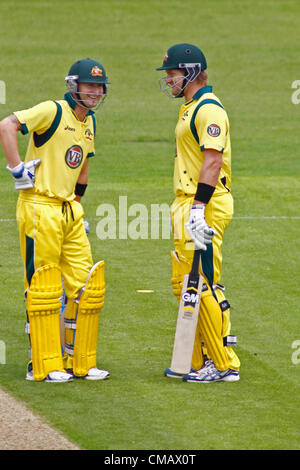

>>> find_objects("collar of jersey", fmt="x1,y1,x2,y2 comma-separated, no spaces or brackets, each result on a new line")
64,92,94,116
192,85,213,101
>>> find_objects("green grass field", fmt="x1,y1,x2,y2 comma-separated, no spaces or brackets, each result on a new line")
0,0,300,451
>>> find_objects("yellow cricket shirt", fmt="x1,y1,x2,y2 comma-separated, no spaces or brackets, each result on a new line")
14,93,96,201
174,85,231,197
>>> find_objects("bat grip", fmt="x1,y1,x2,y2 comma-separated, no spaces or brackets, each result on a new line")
190,249,201,277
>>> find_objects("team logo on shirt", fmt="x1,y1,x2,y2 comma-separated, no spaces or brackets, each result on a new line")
182,110,189,121
207,124,221,137
65,145,83,169
85,128,94,141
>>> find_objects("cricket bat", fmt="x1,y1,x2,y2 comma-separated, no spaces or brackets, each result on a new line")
170,249,203,375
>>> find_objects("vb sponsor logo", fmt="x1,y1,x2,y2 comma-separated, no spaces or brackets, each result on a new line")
65,145,83,169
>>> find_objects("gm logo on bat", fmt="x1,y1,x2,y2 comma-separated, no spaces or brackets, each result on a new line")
182,292,200,303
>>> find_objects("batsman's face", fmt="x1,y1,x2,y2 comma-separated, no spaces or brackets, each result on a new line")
165,69,185,96
78,82,104,108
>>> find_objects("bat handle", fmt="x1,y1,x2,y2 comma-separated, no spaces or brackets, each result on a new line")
190,248,201,277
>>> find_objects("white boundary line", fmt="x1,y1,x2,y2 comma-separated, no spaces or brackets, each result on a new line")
1,216,300,223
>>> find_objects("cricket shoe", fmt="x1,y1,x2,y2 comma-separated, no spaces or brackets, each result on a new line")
71,367,110,381
164,367,195,379
26,369,73,383
164,357,213,379
199,358,216,370
182,365,239,383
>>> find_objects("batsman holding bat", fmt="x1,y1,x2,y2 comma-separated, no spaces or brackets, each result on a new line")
156,44,240,383
0,58,110,382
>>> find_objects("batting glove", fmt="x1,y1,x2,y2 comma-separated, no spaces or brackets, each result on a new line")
84,219,90,235
7,158,41,190
185,204,215,251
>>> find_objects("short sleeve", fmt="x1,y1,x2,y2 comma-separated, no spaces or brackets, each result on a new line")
196,104,228,153
14,101,58,135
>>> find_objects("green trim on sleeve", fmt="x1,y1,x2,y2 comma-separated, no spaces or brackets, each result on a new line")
190,99,224,144
200,144,224,153
87,152,95,158
33,101,62,148
20,123,29,135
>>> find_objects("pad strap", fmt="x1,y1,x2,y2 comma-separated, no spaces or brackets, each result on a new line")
223,335,237,346
219,299,231,312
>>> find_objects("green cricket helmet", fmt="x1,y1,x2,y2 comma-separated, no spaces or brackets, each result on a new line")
156,43,207,71
156,43,207,98
65,58,109,109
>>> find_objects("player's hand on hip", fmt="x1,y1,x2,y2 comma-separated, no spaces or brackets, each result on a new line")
185,204,215,251
7,158,41,190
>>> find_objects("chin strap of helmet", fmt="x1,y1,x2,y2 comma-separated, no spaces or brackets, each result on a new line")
176,78,186,98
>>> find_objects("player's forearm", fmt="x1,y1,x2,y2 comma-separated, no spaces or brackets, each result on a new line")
199,150,222,186
0,116,22,168
74,159,88,202
76,172,88,185
194,149,222,205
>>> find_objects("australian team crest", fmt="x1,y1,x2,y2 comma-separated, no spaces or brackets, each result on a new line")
65,145,83,169
85,128,93,141
90,65,103,77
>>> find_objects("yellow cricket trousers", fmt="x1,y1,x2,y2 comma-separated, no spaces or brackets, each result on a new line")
16,193,93,299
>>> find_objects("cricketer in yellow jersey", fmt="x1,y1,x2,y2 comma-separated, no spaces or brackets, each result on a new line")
0,58,110,382
156,43,240,383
